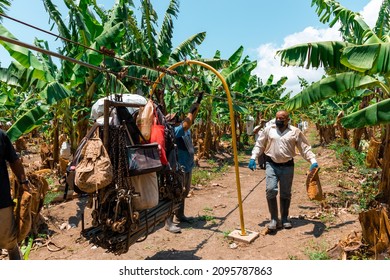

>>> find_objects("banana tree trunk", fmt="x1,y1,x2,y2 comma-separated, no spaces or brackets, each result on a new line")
365,136,381,168
235,114,242,149
76,113,91,143
317,124,336,145
359,206,390,255
378,124,390,205
202,107,213,158
76,82,97,143
352,128,366,151
53,117,59,163
212,124,222,152
194,121,205,161
352,96,372,151
335,111,349,142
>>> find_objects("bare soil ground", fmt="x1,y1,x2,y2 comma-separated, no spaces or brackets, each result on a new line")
7,135,365,261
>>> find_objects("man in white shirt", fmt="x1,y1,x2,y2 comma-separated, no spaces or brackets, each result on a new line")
248,110,318,231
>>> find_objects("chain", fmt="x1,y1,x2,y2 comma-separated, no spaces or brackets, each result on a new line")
85,123,185,255
118,126,130,189
108,127,119,185
108,126,131,189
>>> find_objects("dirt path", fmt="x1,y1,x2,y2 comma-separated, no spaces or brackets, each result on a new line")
25,145,361,260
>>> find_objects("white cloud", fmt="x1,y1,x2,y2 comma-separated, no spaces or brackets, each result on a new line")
252,0,381,97
253,26,341,95
360,0,382,28
283,26,341,47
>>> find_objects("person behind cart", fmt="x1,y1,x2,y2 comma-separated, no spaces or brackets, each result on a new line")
164,93,203,233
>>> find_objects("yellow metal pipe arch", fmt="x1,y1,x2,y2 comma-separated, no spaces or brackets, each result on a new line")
149,59,247,236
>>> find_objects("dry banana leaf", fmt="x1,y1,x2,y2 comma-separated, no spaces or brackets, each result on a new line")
306,167,323,201
365,136,381,168
359,206,390,254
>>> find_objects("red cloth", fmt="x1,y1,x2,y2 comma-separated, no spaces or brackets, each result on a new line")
150,117,168,165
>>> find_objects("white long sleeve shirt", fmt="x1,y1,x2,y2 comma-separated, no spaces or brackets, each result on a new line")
251,124,317,164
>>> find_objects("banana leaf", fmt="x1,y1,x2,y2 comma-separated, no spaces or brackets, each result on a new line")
87,22,125,66
39,82,72,105
276,41,350,70
0,25,54,82
341,43,390,74
285,72,379,111
171,32,206,62
341,98,390,128
7,105,49,142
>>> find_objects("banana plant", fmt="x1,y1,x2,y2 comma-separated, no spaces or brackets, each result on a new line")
0,0,10,15
276,0,390,205
116,0,222,105
0,25,72,142
276,0,389,124
41,0,141,145
11,0,226,144
246,74,289,122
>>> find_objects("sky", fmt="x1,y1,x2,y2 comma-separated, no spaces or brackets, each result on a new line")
0,0,383,95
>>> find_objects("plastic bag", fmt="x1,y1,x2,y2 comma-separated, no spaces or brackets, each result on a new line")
137,99,154,142
128,173,159,210
60,141,72,159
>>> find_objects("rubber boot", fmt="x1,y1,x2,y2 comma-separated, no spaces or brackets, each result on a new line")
165,215,181,233
280,198,292,229
266,197,278,231
175,200,192,223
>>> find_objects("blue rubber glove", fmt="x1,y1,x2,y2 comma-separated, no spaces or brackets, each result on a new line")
310,163,319,171
248,159,256,171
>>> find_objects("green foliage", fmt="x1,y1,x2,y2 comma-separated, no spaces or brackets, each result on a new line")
45,175,55,186
304,241,330,260
293,158,308,175
326,179,379,213
319,212,336,225
43,191,58,206
0,0,11,15
288,254,299,260
328,142,366,170
199,214,215,222
306,125,319,145
191,161,229,185
277,0,390,129
197,207,216,223
220,134,232,141
20,235,34,260
222,230,232,238
341,99,390,129
241,133,249,145
357,169,381,210
349,253,371,260
323,147,380,212
191,169,211,186
284,69,379,110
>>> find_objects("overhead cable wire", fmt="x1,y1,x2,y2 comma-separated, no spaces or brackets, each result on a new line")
0,14,274,110
0,34,269,110
0,35,152,84
0,13,183,79
0,13,156,72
